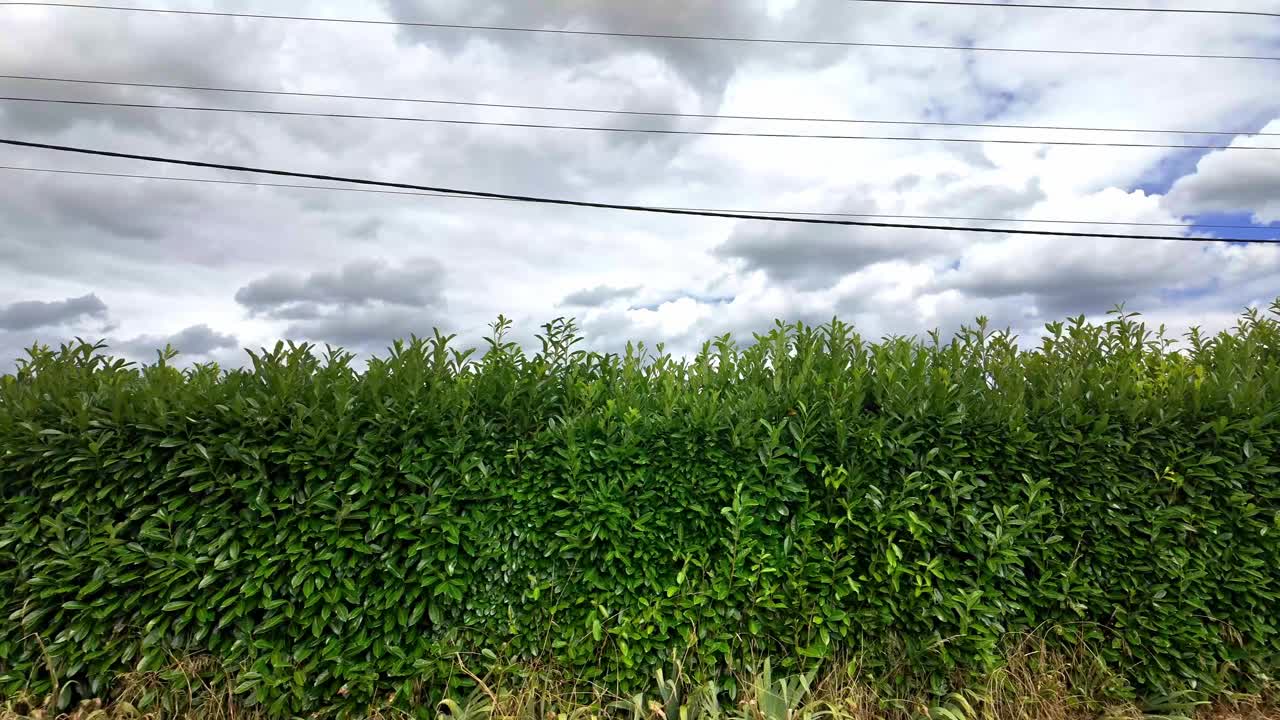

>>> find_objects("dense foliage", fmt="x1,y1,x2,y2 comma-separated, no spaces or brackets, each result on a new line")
2,304,1279,716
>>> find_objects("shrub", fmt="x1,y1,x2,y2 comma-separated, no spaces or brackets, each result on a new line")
2,305,1278,716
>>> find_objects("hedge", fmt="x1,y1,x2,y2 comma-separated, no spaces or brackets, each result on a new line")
2,306,1279,716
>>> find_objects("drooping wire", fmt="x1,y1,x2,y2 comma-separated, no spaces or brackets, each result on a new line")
2,138,1276,243
5,164,1271,231
3,96,1276,151
2,74,1275,138
2,2,1278,62
846,0,1280,19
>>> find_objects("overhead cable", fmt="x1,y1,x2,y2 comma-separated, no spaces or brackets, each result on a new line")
3,74,1275,138
847,0,1280,18
2,137,1276,244
3,96,1275,151
3,2,1278,62
5,164,1271,231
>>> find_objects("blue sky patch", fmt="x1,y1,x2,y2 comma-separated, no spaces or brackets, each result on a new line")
1159,281,1221,305
630,294,735,312
1130,147,1214,196
1185,211,1280,243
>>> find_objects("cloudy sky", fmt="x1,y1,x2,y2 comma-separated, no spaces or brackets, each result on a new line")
1,0,1279,368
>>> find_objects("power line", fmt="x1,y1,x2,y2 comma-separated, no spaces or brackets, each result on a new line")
0,165,468,199
3,2,1278,63
7,164,1271,231
847,0,1280,18
4,73,1276,139
4,96,1275,151
2,137,1276,244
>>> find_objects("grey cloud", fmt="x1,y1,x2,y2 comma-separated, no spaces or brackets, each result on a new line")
34,180,198,241
942,272,1166,320
715,224,959,290
380,0,888,139
928,178,1046,219
235,258,446,313
0,7,294,140
164,325,239,355
561,285,639,307
115,324,239,359
1163,122,1280,224
712,178,1034,292
237,258,449,352
931,238,1229,319
0,293,108,331
384,0,767,101
270,302,325,321
946,272,1145,312
927,227,1280,327
284,305,447,349
349,218,383,239
0,169,325,282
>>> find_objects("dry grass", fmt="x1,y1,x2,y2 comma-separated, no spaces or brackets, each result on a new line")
3,636,1275,720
